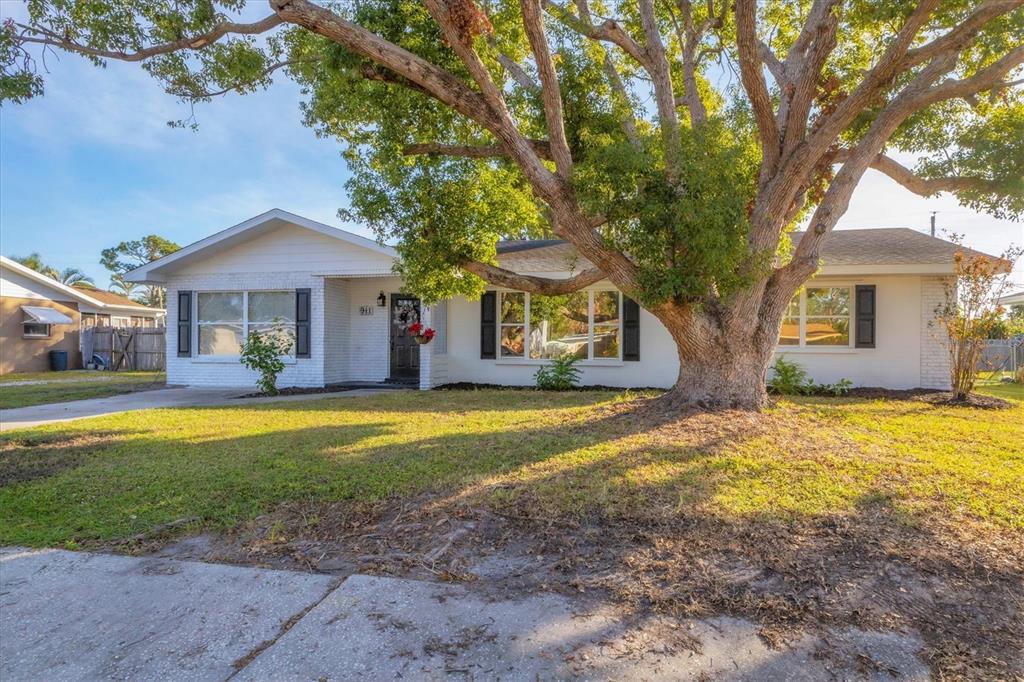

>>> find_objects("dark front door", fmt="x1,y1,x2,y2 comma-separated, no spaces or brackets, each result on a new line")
389,294,421,380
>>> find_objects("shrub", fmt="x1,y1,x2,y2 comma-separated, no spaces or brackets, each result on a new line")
768,356,852,396
933,237,1022,400
239,326,293,395
534,353,582,390
768,356,809,395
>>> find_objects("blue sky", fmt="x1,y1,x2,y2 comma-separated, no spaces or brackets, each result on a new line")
1,5,1021,290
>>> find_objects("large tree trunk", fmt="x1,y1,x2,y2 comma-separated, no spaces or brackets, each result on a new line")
663,347,772,410
652,299,779,411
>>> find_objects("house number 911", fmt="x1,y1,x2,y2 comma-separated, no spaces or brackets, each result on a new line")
359,305,373,316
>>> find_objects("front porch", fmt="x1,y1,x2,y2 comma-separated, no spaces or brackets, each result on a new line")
322,275,448,390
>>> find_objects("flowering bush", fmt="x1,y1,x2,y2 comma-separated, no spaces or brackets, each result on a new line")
407,322,436,343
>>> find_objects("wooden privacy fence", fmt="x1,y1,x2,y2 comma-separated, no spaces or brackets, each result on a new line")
83,327,166,371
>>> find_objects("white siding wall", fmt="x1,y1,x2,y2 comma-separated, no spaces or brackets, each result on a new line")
165,272,326,388
344,277,404,383
444,290,678,388
920,276,953,390
1,267,76,302
418,304,450,389
163,264,947,391
175,223,395,276
323,278,350,384
771,275,927,390
446,275,937,390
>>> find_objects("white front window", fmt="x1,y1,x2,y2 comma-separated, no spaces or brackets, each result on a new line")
196,290,295,357
499,290,622,361
778,286,853,348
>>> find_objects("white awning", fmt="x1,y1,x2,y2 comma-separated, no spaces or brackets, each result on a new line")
21,305,73,325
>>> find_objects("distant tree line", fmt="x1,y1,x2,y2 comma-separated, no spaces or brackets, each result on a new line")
9,234,180,309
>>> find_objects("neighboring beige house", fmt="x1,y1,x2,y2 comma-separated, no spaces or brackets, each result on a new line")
0,256,164,374
127,208,999,392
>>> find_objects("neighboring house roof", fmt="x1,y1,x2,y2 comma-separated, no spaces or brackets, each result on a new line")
0,255,162,314
999,290,1024,306
72,285,154,309
496,228,1001,275
126,208,398,283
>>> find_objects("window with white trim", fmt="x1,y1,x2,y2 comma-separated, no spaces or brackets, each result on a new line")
196,291,295,357
498,290,622,361
778,287,852,347
23,323,50,338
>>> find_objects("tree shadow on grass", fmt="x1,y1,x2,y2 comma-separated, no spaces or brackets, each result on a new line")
0,430,145,486
3,391,1020,677
203,398,1021,679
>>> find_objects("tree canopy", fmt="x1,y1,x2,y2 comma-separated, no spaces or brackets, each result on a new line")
100,235,181,307
4,0,1023,406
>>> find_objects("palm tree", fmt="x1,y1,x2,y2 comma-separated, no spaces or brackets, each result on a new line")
12,252,48,272
109,273,139,299
53,268,94,287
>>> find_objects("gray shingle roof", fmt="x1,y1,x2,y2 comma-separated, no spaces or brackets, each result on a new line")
496,228,998,272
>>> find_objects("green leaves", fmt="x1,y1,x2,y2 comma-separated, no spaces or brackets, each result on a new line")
576,118,762,306
4,0,1023,314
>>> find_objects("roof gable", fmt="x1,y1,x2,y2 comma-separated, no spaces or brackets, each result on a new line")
1,256,160,312
126,209,397,282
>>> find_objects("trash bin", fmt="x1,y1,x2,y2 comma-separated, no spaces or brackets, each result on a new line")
48,350,68,371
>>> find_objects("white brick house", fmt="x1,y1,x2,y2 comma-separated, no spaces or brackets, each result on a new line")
127,208,990,391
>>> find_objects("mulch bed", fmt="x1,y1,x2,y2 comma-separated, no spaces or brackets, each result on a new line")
436,382,663,392
234,385,359,399
840,387,1012,409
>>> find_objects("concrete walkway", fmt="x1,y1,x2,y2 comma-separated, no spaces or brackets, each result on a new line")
0,387,397,431
0,548,928,681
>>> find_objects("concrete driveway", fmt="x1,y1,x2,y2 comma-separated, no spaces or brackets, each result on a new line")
0,548,928,681
0,387,395,432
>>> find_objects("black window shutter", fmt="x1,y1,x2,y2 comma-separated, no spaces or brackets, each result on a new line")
855,285,876,349
623,296,640,361
480,291,497,359
177,291,192,357
295,288,311,358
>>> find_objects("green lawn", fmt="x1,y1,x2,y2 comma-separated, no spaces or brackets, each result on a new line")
0,388,1020,547
0,371,166,409
976,371,1024,401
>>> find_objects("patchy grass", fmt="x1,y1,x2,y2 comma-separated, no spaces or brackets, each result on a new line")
1,389,1021,677
0,371,165,409
0,389,1019,544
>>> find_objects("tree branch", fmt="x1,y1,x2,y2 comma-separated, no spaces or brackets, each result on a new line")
521,0,574,177
638,0,683,180
173,58,314,99
461,261,605,294
270,0,496,132
602,54,642,148
903,0,1024,69
836,150,1005,197
15,14,284,62
544,0,649,68
734,0,780,173
402,140,552,159
495,51,540,93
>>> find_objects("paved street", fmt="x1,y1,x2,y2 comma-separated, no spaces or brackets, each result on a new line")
0,548,928,681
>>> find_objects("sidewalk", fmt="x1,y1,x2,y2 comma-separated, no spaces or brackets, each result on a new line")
0,547,928,681
0,387,394,431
